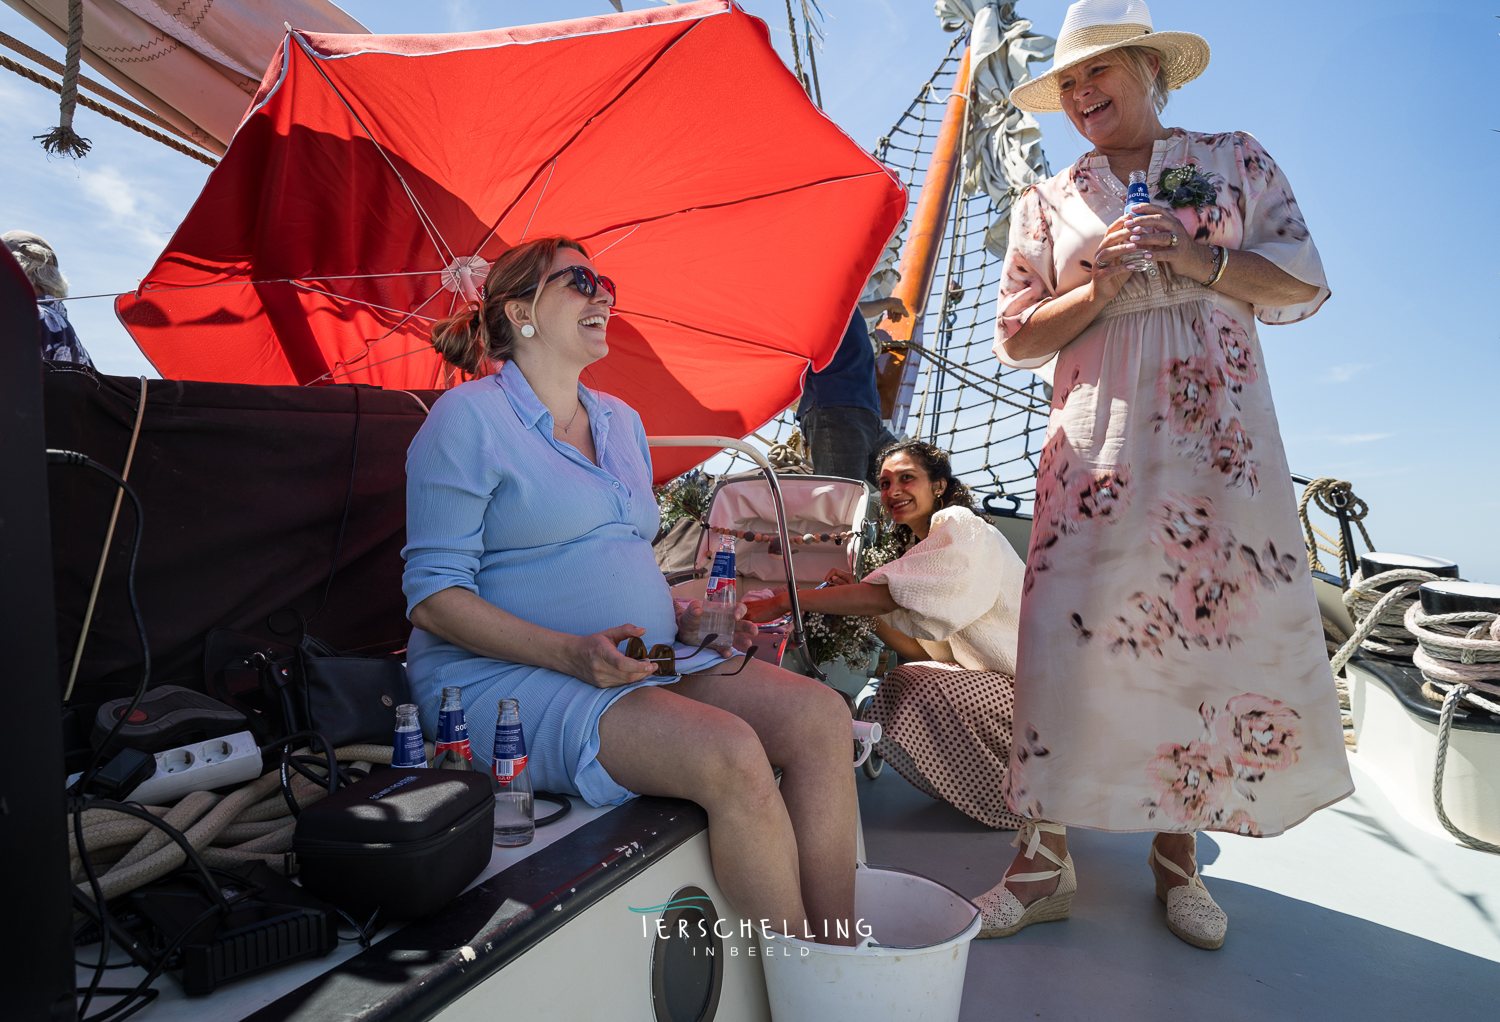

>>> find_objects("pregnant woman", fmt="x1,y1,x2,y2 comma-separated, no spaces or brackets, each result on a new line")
402,236,857,942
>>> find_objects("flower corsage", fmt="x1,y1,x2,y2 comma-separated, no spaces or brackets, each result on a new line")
1155,165,1218,209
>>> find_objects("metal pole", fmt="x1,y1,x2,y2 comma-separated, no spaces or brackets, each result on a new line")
648,437,824,681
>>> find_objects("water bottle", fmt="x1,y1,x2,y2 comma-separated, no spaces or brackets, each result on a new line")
701,534,738,647
434,686,473,770
1124,169,1152,272
491,698,534,847
391,703,428,769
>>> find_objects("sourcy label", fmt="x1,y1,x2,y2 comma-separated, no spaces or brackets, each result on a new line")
1126,181,1151,208
491,720,528,787
436,707,472,760
392,727,427,768
709,549,735,579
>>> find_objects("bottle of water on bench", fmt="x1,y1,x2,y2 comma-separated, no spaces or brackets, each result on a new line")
392,703,429,768
701,533,737,649
435,686,473,770
491,698,534,847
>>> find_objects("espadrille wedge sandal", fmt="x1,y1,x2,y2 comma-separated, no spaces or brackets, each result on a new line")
974,821,1075,938
1150,840,1228,950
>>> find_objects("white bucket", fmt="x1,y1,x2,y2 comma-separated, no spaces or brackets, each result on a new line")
760,863,981,1022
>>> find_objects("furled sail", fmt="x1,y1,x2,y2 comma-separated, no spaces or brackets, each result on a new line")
936,0,1054,256
2,0,365,153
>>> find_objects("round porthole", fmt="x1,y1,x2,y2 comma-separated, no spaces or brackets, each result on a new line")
649,885,724,1022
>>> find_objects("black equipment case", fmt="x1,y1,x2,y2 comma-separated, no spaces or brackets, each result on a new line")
294,769,494,920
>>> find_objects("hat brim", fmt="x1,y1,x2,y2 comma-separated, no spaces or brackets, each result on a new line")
1011,30,1210,114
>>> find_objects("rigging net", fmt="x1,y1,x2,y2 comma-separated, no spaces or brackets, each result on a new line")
706,40,1053,514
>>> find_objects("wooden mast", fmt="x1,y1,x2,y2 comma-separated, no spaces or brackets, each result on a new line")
873,44,972,432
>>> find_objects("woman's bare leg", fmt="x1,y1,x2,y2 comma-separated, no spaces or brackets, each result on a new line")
596,684,807,932
1002,825,1068,905
671,659,858,944
1151,831,1198,887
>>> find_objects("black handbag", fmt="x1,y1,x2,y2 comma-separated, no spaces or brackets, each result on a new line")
206,626,410,748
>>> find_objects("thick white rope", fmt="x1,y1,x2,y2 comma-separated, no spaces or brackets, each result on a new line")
1401,602,1500,855
70,745,407,896
1328,568,1440,676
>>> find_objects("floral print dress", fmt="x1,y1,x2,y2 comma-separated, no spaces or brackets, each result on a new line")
994,129,1353,836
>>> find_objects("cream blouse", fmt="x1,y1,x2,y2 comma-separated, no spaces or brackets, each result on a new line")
863,505,1024,674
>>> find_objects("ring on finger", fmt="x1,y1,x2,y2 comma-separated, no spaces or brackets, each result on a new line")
1170,233,1179,247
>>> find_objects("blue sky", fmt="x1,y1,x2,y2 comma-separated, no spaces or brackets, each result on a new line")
2,0,1495,582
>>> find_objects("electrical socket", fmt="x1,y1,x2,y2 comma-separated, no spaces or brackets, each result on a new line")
127,731,264,805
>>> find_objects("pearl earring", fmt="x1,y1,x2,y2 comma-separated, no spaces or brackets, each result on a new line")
520,324,535,338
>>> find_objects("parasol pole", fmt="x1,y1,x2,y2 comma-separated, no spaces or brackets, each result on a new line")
873,42,973,433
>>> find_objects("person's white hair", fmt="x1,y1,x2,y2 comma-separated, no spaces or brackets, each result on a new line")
3,230,69,298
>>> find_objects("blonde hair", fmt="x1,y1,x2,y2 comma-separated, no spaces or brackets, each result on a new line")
3,231,69,298
428,237,589,376
1113,45,1171,113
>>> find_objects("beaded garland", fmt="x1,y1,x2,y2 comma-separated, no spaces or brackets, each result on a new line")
709,524,853,546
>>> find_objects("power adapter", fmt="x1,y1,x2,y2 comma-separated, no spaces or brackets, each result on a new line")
80,747,157,800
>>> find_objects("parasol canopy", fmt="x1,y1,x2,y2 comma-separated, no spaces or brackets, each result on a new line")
116,0,907,481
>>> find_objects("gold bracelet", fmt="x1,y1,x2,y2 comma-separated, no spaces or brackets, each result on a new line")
1203,244,1230,288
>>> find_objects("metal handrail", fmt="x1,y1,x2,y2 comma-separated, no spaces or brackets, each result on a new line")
647,436,823,681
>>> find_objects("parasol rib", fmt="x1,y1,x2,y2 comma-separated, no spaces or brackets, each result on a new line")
519,159,559,241
292,32,457,267
304,284,453,385
289,281,441,323
472,17,708,257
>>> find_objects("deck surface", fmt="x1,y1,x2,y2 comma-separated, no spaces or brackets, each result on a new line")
857,750,1500,1021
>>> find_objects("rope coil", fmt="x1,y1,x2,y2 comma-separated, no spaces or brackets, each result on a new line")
1398,601,1500,855
1297,477,1373,584
1328,568,1438,674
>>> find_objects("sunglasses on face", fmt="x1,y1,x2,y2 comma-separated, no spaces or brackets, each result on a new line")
625,635,756,678
517,265,617,306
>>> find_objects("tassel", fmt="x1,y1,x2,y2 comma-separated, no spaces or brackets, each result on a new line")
34,0,91,157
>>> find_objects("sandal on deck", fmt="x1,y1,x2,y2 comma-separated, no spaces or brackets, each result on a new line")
974,821,1075,938
1150,840,1228,950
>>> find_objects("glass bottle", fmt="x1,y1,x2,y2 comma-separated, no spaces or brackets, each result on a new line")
701,533,738,646
391,703,428,769
491,698,534,846
435,686,473,770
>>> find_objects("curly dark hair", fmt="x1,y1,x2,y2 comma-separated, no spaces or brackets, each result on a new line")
874,439,976,552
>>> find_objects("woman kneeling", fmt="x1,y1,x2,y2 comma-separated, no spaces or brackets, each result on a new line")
402,237,857,942
746,441,1027,831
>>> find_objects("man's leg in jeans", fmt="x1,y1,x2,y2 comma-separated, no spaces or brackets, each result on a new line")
802,404,882,483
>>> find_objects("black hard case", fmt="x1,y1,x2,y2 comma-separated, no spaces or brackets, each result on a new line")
294,769,493,919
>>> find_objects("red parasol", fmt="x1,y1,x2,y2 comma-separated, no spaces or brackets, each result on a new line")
116,1,905,481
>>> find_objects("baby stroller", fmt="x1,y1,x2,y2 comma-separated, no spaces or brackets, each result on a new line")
650,437,876,680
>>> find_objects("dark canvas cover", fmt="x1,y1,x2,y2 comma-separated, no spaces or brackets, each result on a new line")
44,366,441,704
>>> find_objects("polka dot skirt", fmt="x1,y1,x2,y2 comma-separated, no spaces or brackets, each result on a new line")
864,661,1024,831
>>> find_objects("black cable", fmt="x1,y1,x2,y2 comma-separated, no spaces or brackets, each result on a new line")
260,730,341,817
48,450,150,792
82,884,258,1022
308,386,361,625
73,801,112,1018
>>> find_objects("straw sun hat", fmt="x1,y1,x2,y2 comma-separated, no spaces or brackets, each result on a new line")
1010,0,1209,114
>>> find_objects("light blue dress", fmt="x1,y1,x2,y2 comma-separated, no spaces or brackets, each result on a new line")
403,362,705,806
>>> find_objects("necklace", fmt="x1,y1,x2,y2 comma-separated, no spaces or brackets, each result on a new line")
556,402,583,435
